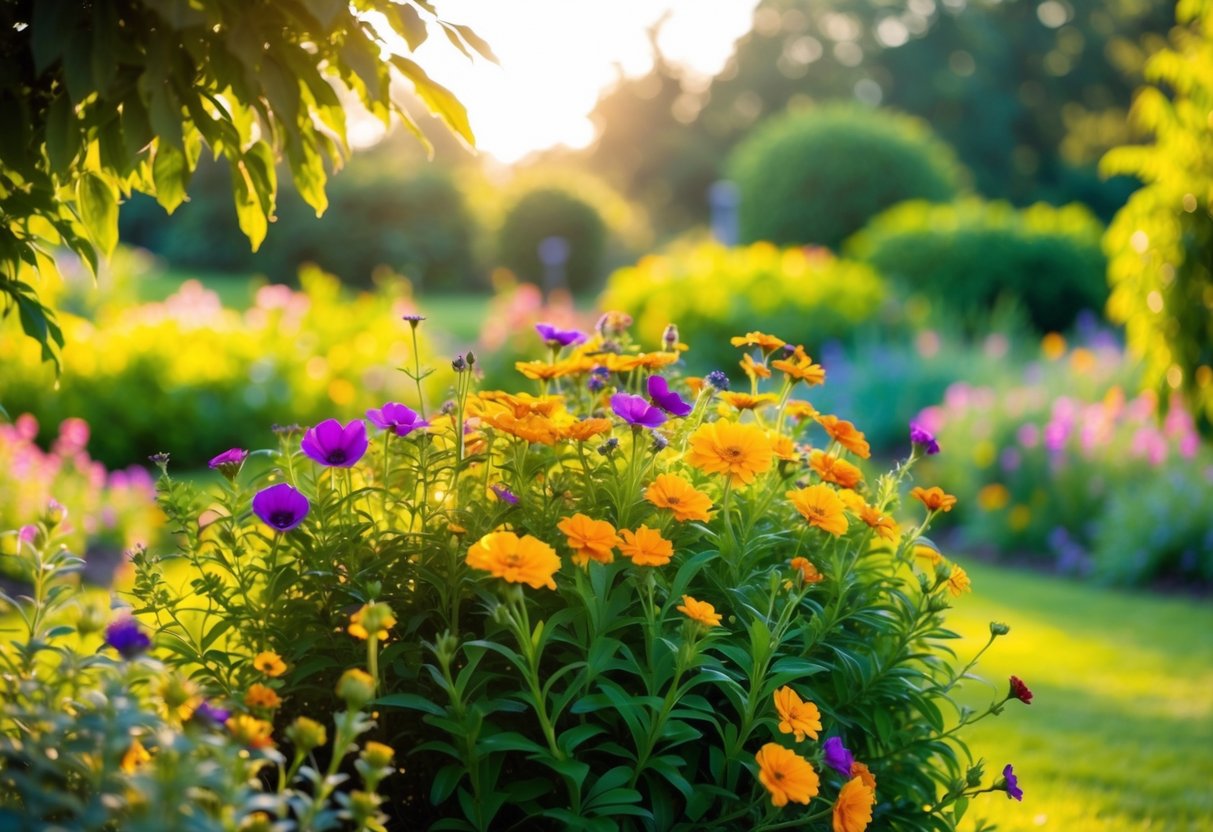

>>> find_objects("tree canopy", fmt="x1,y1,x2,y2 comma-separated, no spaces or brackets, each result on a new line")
0,0,489,368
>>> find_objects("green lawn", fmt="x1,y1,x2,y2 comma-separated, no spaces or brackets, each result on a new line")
946,562,1213,831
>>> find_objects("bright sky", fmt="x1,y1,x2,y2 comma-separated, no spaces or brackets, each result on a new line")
392,0,761,163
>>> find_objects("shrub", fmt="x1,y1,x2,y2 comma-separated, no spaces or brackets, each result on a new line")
728,105,964,250
599,241,886,374
497,187,608,294
846,199,1107,332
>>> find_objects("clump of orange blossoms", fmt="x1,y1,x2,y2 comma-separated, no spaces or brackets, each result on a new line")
557,514,621,567
687,421,774,487
466,532,562,589
787,484,849,536
645,474,713,523
911,486,958,513
617,526,674,567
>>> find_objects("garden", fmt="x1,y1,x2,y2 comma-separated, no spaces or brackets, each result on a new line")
1,1,1211,831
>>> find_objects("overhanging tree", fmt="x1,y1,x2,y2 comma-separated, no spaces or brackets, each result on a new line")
0,0,490,368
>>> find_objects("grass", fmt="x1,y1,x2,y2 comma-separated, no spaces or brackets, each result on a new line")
134,267,261,308
946,562,1213,831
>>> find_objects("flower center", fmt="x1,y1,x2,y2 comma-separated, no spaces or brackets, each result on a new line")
270,511,294,528
326,450,347,464
722,446,743,460
666,496,681,504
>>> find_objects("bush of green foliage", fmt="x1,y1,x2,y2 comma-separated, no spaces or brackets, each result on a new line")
497,187,609,294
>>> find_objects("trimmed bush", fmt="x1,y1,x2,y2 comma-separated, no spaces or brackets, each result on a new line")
497,187,608,293
847,199,1107,332
728,105,964,249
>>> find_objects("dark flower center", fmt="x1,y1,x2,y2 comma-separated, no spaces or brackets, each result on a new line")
723,446,743,460
270,511,295,528
326,450,347,464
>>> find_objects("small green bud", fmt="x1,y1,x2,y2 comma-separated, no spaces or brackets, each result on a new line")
965,760,985,787
361,741,395,769
989,621,1010,637
336,668,376,710
349,790,381,822
285,716,328,752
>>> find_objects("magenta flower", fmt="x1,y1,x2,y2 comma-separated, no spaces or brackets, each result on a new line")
193,701,232,725
647,375,693,417
366,402,429,437
252,483,310,532
209,447,248,481
610,393,667,429
822,737,854,777
105,617,151,659
1002,764,1023,801
490,484,519,504
909,422,940,455
301,419,368,467
535,323,586,348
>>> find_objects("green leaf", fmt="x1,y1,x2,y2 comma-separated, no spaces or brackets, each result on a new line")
430,764,463,805
229,158,267,251
374,692,446,716
390,56,475,146
397,4,429,51
76,173,118,256
152,141,189,214
45,95,79,176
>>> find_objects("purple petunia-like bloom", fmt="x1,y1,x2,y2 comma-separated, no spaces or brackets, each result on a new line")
490,484,519,505
105,617,151,659
822,737,854,778
209,448,248,469
194,701,232,726
610,393,667,429
301,419,368,467
910,421,941,455
535,322,587,348
252,483,310,532
647,375,693,417
366,402,430,437
1003,764,1023,801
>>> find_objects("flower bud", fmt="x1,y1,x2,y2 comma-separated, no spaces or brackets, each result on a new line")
336,668,376,710
285,716,328,752
147,452,171,475
965,760,985,787
451,354,468,372
348,790,381,823
650,433,669,453
662,323,679,352
361,741,395,769
597,437,619,456
705,370,730,392
989,621,1010,637
402,313,426,328
43,499,68,529
465,350,476,367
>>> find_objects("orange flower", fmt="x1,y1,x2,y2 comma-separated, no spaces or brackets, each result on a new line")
855,503,898,542
740,353,772,380
557,514,621,567
731,331,787,352
676,594,722,627
121,739,151,773
768,432,799,462
771,345,826,386
785,400,820,422
602,352,679,372
816,415,871,459
833,776,876,832
476,391,565,418
467,532,562,589
645,474,713,523
789,556,825,584
809,450,863,489
562,418,613,442
685,377,706,396
226,714,275,749
514,360,568,381
913,544,944,569
755,743,820,807
252,651,287,677
244,683,282,710
687,421,774,487
787,485,849,536
774,686,822,742
482,410,560,445
910,486,958,513
617,525,674,567
721,391,780,411
946,564,972,597
850,761,877,793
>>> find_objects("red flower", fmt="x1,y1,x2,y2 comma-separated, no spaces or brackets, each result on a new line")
1009,675,1033,704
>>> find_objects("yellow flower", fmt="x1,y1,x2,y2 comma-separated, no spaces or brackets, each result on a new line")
816,415,871,459
855,503,898,542
850,761,877,793
476,391,565,418
467,532,562,589
910,486,958,513
226,714,275,749
121,739,151,773
785,400,820,422
1041,331,1066,360
244,683,282,710
833,776,876,832
348,602,396,640
771,345,826,386
617,525,674,567
731,331,787,352
977,483,1010,511
913,544,944,568
809,450,863,489
645,474,713,523
946,564,972,597
362,741,395,768
768,432,799,462
482,410,560,445
561,418,613,442
676,594,722,627
755,742,820,807
721,391,780,412
773,686,822,742
687,421,774,487
787,485,849,537
557,513,621,567
740,353,772,380
515,357,593,380
789,556,825,584
253,651,287,677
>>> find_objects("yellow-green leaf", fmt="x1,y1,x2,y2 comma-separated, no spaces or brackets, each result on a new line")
76,172,118,255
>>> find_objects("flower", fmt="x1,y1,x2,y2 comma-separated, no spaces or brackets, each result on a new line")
121,739,151,774
771,345,826,386
687,421,774,487
557,514,621,567
909,421,941,455
809,450,863,489
617,525,674,567
731,331,786,352
833,776,876,832
774,686,822,742
854,502,898,541
208,448,248,479
789,557,825,584
1002,763,1024,801
768,432,799,461
336,668,377,709
490,483,519,504
1009,675,1034,704
816,415,871,459
610,393,667,428
285,716,328,752
105,617,151,659
193,701,231,726
562,418,613,442
787,485,849,537
362,741,396,768
253,651,287,677
910,486,958,513
483,410,560,445
740,353,772,380
645,474,713,523
786,400,820,421
823,736,854,777
244,683,282,710
720,391,779,411
647,375,693,417
913,543,944,568
850,761,877,792
349,602,397,640
301,418,368,467
755,743,820,807
227,714,275,749
467,532,562,589
946,564,972,597
535,322,587,348
704,370,730,391
366,402,429,437
677,595,723,627
252,483,310,532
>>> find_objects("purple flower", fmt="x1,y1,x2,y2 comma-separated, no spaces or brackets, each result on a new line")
705,370,730,392
105,617,151,659
535,323,586,348
209,448,248,480
490,484,519,504
587,365,610,393
647,375,693,417
193,701,231,726
366,402,429,437
252,483,310,532
610,393,667,429
822,737,854,777
909,422,940,455
301,419,368,467
1002,763,1023,801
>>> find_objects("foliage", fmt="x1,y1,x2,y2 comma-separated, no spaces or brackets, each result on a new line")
599,240,886,374
0,0,487,368
131,316,1027,830
846,199,1107,332
0,265,450,468
497,187,610,295
728,105,964,250
1101,0,1213,436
